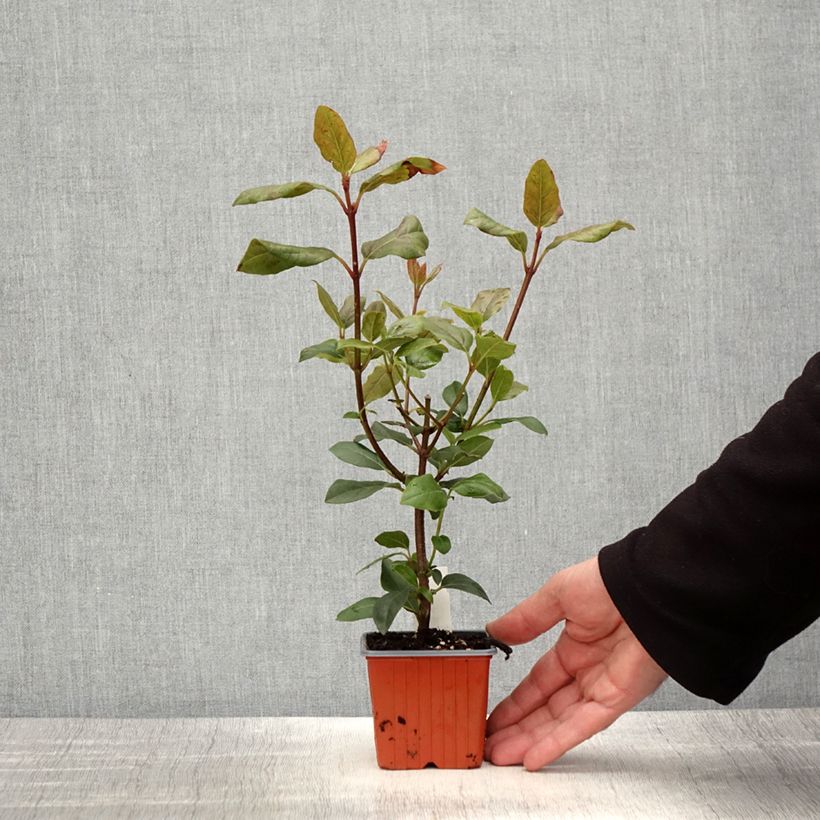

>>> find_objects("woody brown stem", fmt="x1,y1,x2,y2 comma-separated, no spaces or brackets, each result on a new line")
342,176,405,483
414,394,433,630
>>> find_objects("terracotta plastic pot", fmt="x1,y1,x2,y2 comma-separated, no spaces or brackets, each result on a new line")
361,632,497,770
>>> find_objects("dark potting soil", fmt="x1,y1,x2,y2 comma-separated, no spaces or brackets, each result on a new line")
365,629,512,659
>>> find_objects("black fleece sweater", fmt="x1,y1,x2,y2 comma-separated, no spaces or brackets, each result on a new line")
598,352,820,705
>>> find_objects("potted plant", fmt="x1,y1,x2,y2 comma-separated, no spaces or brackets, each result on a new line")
232,105,633,769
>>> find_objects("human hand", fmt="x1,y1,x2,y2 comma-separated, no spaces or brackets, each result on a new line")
484,557,668,771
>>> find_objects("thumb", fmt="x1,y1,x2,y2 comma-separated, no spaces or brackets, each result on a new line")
485,570,565,645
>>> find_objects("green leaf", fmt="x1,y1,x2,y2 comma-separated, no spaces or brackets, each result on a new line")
542,220,635,255
427,263,442,283
337,338,375,353
442,302,484,331
431,568,443,585
458,421,503,441
362,301,387,341
446,472,510,503
355,552,405,575
396,337,447,370
338,294,357,329
299,339,345,363
404,363,427,379
363,363,399,404
373,589,410,634
312,280,344,330
375,530,410,550
458,435,495,460
431,534,451,555
439,573,491,603
373,337,412,354
329,441,385,471
376,290,405,319
336,596,380,622
420,316,472,353
500,381,528,401
429,434,495,471
361,215,429,261
355,422,415,447
495,416,548,435
359,156,446,196
490,364,529,401
473,332,516,367
370,421,412,446
463,207,527,254
313,105,357,175
350,141,387,174
443,381,468,417
232,181,335,206
237,239,336,276
324,479,399,504
400,474,448,512
471,288,511,321
523,159,563,228
490,366,514,402
386,314,426,339
381,558,413,592
440,428,457,445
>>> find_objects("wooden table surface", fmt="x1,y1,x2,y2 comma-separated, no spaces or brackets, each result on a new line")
0,709,818,818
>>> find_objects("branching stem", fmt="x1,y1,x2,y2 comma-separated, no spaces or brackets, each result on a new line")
342,176,406,483
463,227,543,430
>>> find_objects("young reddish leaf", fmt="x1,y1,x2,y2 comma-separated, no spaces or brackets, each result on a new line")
359,157,446,195
313,105,357,175
523,159,563,228
350,140,388,174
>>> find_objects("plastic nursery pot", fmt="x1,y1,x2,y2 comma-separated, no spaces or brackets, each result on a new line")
361,631,497,770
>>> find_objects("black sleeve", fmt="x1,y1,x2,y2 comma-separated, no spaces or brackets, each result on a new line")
597,352,820,705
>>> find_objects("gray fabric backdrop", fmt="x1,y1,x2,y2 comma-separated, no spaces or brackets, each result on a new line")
2,0,818,717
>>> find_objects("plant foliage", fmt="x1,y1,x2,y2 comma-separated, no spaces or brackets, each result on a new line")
233,105,633,633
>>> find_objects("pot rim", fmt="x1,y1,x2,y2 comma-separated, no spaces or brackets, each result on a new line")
360,631,497,658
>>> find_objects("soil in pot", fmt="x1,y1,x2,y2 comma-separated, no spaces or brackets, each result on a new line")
365,628,513,656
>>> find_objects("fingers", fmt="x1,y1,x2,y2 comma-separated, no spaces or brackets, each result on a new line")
486,698,622,771
485,645,571,735
485,679,581,764
485,570,565,646
522,701,620,771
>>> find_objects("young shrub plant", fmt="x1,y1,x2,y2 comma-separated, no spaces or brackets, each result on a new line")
234,105,633,636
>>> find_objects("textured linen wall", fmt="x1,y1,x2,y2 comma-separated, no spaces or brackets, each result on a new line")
2,0,818,716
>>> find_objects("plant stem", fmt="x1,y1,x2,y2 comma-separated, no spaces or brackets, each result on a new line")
425,362,477,451
403,282,422,420
463,227,543,430
414,394,433,631
384,356,422,452
342,176,406,483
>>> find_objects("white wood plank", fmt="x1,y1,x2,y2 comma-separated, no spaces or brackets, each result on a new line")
0,709,817,818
